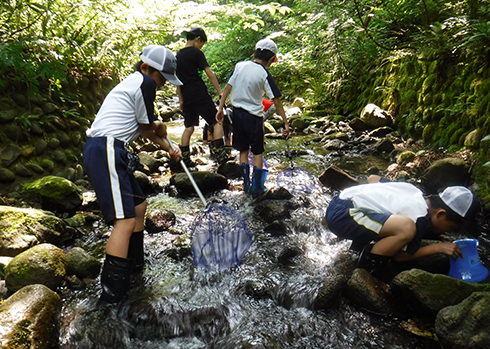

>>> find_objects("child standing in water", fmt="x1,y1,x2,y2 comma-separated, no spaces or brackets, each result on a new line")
216,38,289,194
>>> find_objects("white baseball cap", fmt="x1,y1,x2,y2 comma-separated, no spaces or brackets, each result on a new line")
140,45,183,86
440,186,481,236
255,38,278,55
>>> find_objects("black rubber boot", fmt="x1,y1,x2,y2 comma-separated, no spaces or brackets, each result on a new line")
127,231,144,272
99,254,133,304
357,245,391,281
180,145,198,168
211,138,233,165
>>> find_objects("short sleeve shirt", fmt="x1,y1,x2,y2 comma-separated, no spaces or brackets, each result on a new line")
176,47,211,102
227,61,281,117
86,71,156,143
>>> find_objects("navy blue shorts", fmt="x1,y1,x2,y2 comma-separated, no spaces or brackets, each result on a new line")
83,137,145,224
232,107,264,155
183,97,217,128
325,195,391,250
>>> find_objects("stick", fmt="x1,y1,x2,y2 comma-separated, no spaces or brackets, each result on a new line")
166,136,207,206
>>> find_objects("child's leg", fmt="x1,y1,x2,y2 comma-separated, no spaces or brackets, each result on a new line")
181,126,195,147
253,154,263,168
239,150,249,165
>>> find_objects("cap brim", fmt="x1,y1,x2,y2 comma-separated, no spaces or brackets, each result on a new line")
461,219,480,237
161,72,183,86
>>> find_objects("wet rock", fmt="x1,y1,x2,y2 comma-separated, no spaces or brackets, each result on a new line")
145,209,176,233
318,165,360,190
42,102,58,114
0,109,16,123
0,284,62,349
261,186,293,201
133,170,157,195
360,103,392,128
65,247,101,279
255,200,291,221
238,279,274,299
5,243,67,293
22,175,83,214
435,292,490,349
313,275,348,310
369,126,394,138
264,221,291,237
390,268,488,316
421,157,470,194
170,171,228,195
34,139,48,155
347,268,396,314
0,206,66,256
277,245,303,265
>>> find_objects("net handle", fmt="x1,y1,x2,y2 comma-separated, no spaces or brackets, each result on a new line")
285,138,294,168
166,135,207,206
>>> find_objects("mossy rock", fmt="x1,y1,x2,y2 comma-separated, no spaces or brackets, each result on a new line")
397,151,416,165
4,243,67,292
423,124,435,142
22,175,82,213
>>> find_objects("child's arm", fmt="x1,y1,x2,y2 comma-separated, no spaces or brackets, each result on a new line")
140,122,181,161
204,66,222,97
176,86,184,112
393,242,462,262
272,97,290,137
216,83,232,125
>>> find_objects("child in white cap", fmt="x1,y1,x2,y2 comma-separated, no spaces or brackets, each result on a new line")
325,174,481,281
84,45,182,303
216,38,290,194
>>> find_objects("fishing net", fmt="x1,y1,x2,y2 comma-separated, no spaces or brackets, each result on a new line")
276,166,318,194
191,204,253,270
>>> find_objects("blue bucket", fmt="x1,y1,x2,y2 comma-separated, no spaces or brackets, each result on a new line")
448,238,489,283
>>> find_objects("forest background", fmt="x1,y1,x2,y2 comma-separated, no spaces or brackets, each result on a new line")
2,0,490,206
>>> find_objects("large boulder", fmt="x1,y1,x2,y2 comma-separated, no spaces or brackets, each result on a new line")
4,243,67,293
360,104,392,128
318,165,360,190
390,269,488,316
0,206,66,257
22,175,83,213
0,284,62,349
435,292,490,349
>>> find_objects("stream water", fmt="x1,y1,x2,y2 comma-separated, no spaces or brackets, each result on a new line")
57,119,487,349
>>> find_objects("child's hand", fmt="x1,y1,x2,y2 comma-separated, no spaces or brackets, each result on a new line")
282,123,290,138
439,242,463,260
216,110,224,125
169,146,182,162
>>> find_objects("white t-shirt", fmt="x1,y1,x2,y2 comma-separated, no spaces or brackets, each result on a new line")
86,71,156,143
339,182,428,222
227,61,281,117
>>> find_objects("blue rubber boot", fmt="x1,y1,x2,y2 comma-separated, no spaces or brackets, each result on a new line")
239,163,251,192
250,166,268,195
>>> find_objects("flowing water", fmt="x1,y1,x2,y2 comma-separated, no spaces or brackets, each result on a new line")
58,119,487,348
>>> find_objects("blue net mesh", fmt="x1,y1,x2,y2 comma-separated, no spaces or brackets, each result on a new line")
191,204,253,270
276,166,317,194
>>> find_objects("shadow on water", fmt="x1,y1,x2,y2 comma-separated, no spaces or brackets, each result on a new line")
60,122,446,348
